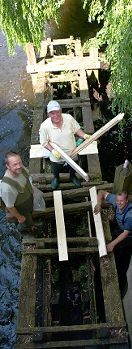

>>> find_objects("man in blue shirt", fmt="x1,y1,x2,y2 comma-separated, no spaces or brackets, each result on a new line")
94,190,132,297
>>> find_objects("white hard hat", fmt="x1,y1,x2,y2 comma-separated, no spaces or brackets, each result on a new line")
47,100,61,113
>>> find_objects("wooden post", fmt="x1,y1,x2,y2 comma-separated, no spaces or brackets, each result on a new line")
16,253,37,348
89,186,107,257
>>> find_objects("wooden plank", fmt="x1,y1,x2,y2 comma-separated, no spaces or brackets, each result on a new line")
89,186,107,257
100,214,125,323
78,141,98,155
17,322,126,334
30,144,49,158
31,172,108,184
32,201,90,217
53,191,68,261
50,142,89,181
17,255,37,326
43,259,51,326
71,113,124,158
23,246,98,255
23,237,98,246
25,43,37,65
78,68,101,177
32,182,113,193
18,337,128,348
16,254,37,348
26,57,100,74
30,141,98,158
49,37,76,46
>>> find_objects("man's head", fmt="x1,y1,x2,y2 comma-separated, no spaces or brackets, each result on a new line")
47,100,62,125
5,151,23,176
116,191,128,211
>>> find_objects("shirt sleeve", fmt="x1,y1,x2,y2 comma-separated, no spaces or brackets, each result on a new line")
39,125,49,147
124,210,132,232
1,183,18,208
71,115,80,134
105,193,116,207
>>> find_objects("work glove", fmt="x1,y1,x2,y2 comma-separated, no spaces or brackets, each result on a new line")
83,133,91,140
52,149,62,160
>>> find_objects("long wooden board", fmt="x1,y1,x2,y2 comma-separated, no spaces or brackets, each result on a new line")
26,57,100,74
50,142,89,181
89,186,107,257
78,141,98,155
30,142,98,158
53,191,68,261
30,144,50,158
71,113,124,158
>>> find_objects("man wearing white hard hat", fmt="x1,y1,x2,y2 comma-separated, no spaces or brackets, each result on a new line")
39,100,90,190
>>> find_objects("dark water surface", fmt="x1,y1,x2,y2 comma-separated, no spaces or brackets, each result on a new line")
0,31,34,349
0,32,34,177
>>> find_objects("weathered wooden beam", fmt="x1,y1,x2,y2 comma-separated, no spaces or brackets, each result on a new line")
18,337,128,349
26,57,100,74
71,113,124,158
22,237,98,246
17,322,126,334
100,214,125,324
53,191,68,261
50,142,89,181
48,37,76,46
89,186,107,257
16,254,37,348
23,246,98,255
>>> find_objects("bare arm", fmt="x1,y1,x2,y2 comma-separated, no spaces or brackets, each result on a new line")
7,207,26,224
107,230,129,252
94,190,109,213
75,129,86,138
75,129,91,139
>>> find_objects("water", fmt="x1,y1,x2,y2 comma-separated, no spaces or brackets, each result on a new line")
0,31,34,177
0,32,34,349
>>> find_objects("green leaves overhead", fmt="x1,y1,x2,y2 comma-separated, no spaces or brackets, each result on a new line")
83,0,132,115
0,0,64,53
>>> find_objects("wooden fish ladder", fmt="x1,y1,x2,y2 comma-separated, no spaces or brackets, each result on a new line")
16,37,129,348
26,36,101,177
16,183,129,348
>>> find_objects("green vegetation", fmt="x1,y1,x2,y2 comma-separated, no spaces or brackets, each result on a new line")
0,0,131,115
0,0,64,53
83,0,132,115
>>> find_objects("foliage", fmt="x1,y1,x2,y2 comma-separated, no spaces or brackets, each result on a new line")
82,0,132,116
0,0,64,53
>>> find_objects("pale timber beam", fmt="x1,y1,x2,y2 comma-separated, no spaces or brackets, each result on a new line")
26,57,100,74
53,191,68,262
50,142,89,181
30,142,98,163
71,113,124,158
89,186,107,257
79,141,98,155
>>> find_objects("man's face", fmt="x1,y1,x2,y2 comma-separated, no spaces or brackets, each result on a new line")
7,155,23,176
116,194,128,211
48,110,62,125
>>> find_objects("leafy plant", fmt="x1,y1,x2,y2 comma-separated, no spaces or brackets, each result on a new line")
0,0,64,53
82,0,132,116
